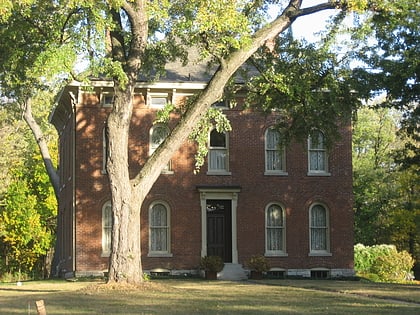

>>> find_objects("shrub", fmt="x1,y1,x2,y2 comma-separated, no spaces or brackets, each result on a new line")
247,255,270,272
354,244,414,283
200,256,224,272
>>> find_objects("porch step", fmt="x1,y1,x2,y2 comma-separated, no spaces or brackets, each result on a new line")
218,263,248,281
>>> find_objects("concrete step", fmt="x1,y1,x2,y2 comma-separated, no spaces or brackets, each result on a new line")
218,263,248,281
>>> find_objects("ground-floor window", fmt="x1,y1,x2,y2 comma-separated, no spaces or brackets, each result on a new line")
149,201,171,256
265,203,286,255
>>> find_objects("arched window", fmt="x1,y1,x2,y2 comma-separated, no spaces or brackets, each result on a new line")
102,201,112,256
265,204,286,255
309,204,330,254
265,128,286,174
150,124,172,172
308,130,328,174
149,201,171,256
208,129,229,173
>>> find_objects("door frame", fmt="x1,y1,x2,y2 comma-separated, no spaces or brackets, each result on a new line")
198,186,241,264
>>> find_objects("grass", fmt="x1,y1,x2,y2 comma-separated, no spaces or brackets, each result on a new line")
0,278,419,314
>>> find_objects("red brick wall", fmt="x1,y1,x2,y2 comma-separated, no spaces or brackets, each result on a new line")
61,86,353,274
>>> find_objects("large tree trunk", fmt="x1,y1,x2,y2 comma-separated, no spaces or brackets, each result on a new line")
106,84,144,284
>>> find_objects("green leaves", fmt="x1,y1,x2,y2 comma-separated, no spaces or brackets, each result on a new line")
189,107,231,173
246,35,357,146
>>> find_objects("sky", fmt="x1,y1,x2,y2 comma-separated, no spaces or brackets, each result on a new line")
268,1,338,42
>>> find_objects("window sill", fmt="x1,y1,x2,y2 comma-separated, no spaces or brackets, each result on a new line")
147,253,173,258
264,171,288,176
307,172,331,177
101,252,110,258
207,171,231,176
161,170,174,175
265,252,288,257
308,252,332,257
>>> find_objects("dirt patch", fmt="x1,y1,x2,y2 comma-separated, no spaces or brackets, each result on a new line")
79,281,168,294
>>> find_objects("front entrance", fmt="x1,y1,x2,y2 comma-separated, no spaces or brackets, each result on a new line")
198,187,240,264
206,200,232,263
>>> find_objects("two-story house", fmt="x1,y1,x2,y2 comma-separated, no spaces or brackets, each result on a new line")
50,63,354,280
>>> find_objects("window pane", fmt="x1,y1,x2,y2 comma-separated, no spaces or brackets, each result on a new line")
311,228,326,250
210,130,226,147
103,202,112,253
267,205,283,226
151,97,167,107
151,204,167,226
151,228,168,251
151,126,169,151
209,149,227,170
267,228,283,251
310,151,326,171
150,203,169,253
266,205,284,252
266,129,284,171
310,131,325,149
266,129,279,149
267,150,283,170
311,205,326,227
310,205,327,251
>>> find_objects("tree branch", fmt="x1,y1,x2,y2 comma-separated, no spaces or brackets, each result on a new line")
22,97,60,198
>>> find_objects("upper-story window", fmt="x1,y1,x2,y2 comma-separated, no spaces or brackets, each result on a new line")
150,124,172,173
265,128,287,175
147,91,168,109
309,204,330,255
149,201,171,256
100,92,114,107
308,130,329,175
265,203,287,256
208,129,230,174
102,201,112,256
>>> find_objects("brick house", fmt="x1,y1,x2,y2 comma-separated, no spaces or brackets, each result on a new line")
50,65,354,280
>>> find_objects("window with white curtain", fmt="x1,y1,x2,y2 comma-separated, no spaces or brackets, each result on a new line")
150,124,172,173
309,204,330,254
149,202,171,255
102,201,112,256
208,129,229,173
308,130,328,174
265,128,286,174
265,204,286,255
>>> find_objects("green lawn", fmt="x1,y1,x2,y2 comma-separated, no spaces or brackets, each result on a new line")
0,278,419,314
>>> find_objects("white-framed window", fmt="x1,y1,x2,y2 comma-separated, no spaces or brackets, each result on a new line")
100,92,114,107
265,203,287,256
102,201,112,256
265,128,287,175
309,204,330,255
102,127,108,174
147,91,168,108
308,130,329,175
208,129,230,174
149,201,171,256
150,124,172,173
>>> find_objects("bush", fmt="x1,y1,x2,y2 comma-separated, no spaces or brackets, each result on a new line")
354,244,414,283
200,256,224,272
247,255,270,272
